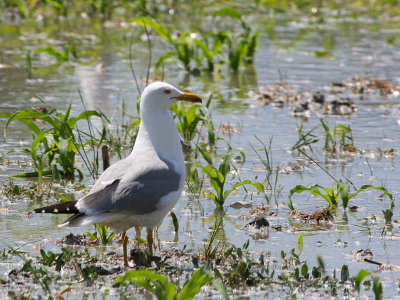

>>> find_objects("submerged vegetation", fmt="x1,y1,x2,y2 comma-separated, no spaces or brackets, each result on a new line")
1,0,400,299
0,106,103,179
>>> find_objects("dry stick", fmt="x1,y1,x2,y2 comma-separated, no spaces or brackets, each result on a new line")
71,258,83,279
364,258,400,268
364,259,382,266
102,145,110,171
55,287,73,300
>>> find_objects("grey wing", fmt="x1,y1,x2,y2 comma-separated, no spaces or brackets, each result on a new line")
88,158,131,195
76,154,181,216
75,158,130,215
110,158,181,214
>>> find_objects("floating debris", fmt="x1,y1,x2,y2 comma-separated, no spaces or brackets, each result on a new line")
345,76,398,96
350,249,373,261
324,98,357,115
58,233,88,246
312,91,325,104
246,205,276,219
290,207,333,224
364,258,400,271
349,205,359,212
219,123,239,135
251,83,302,107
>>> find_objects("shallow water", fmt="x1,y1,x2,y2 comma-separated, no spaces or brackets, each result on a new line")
1,10,400,299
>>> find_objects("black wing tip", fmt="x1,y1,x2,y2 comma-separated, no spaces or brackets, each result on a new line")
33,201,79,214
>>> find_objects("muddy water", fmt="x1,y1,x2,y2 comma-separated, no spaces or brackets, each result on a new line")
1,15,400,298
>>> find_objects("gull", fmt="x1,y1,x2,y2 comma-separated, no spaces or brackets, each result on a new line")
34,82,202,266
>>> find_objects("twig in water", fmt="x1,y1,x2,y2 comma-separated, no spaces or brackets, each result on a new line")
364,258,400,269
55,287,73,300
72,258,83,279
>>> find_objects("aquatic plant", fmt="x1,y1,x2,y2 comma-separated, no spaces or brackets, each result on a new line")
320,119,355,153
2,0,143,19
19,259,52,294
203,210,226,260
26,43,78,76
133,17,197,72
354,270,383,300
172,94,215,148
196,146,264,209
287,180,393,210
250,136,282,206
214,8,259,72
85,224,115,245
194,33,226,72
38,248,76,271
291,123,319,153
134,11,259,73
1,177,26,198
37,43,78,63
216,240,266,287
172,103,204,147
113,268,229,300
1,105,103,179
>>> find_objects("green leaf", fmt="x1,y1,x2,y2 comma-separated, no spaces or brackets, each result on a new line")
341,265,349,282
194,39,212,61
288,184,338,207
338,180,350,208
170,212,179,233
177,268,212,300
314,50,332,57
196,146,213,165
213,7,242,20
212,279,230,300
297,235,304,253
349,185,393,201
13,170,53,178
36,47,65,61
371,273,383,300
5,110,54,137
113,269,168,286
67,110,102,128
196,164,218,179
0,113,12,119
203,192,217,202
155,51,177,69
223,180,264,200
354,269,370,293
133,17,172,42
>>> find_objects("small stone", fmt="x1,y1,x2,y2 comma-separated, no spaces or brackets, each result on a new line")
312,91,325,104
130,249,149,266
248,218,269,229
349,206,359,212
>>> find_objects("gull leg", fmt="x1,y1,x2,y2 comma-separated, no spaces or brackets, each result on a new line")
146,229,153,256
122,231,129,267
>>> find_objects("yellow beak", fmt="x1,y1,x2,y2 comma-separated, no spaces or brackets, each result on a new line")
173,92,202,103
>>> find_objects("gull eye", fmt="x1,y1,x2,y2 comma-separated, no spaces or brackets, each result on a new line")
163,89,171,94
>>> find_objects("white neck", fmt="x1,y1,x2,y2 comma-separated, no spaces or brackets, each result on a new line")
130,108,184,166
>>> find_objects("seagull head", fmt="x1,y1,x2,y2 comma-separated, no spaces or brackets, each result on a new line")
140,81,202,111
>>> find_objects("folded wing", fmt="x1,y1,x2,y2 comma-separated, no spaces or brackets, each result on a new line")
76,152,181,216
